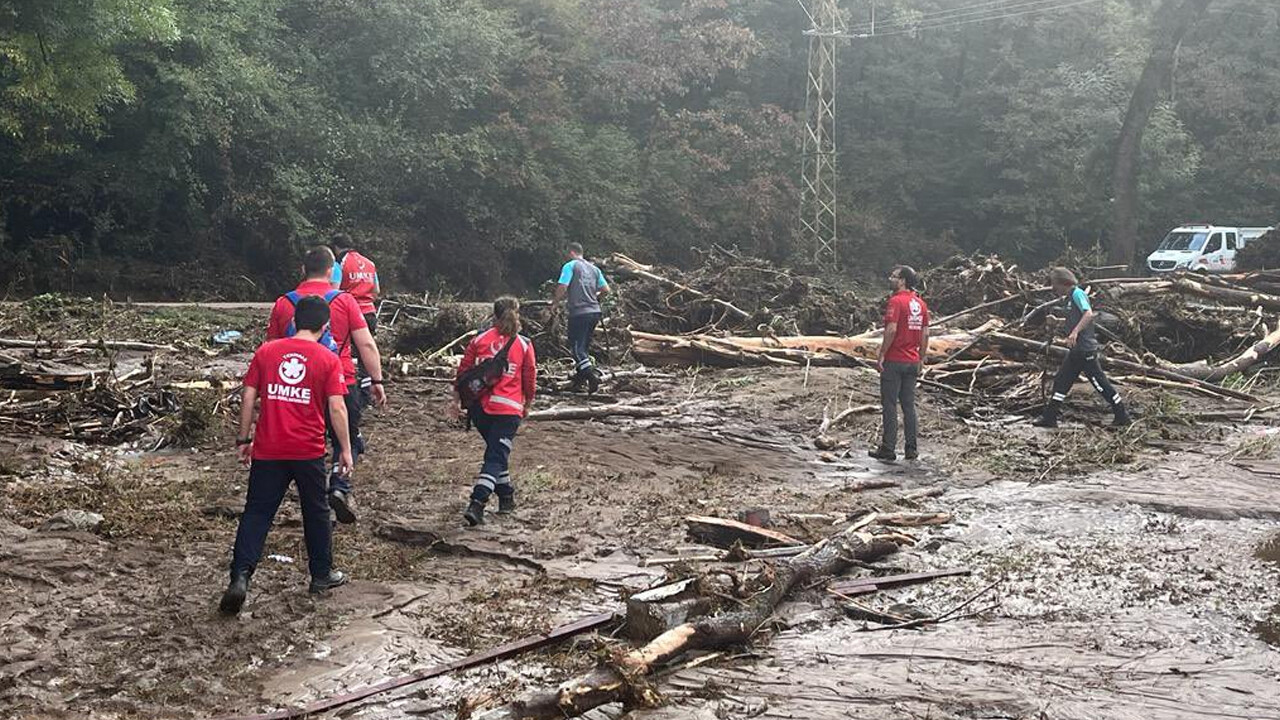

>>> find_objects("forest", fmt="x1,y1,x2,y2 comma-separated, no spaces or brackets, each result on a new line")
2,0,1279,298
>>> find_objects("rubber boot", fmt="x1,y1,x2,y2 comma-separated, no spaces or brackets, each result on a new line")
586,367,601,395
1112,403,1132,427
1032,402,1061,428
219,573,251,615
497,492,516,515
309,570,349,594
463,499,486,526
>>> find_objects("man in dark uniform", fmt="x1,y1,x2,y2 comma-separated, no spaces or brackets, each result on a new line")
1033,267,1131,428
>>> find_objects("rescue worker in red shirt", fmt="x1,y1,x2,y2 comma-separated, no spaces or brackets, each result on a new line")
330,235,381,411
454,297,537,526
329,234,380,332
220,296,354,615
267,246,388,525
871,266,930,462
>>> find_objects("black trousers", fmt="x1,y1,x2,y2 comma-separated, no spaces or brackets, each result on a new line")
325,386,363,493
1050,349,1121,408
879,361,919,452
355,311,377,409
470,409,520,503
230,458,332,580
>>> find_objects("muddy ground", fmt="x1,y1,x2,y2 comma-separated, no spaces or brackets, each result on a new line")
1,307,1279,720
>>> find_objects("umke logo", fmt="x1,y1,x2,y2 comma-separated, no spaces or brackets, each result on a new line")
267,352,313,404
278,354,307,385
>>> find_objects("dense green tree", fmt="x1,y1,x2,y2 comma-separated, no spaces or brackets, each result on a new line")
0,0,1277,298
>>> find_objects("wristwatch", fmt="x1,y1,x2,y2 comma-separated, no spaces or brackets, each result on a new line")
235,437,252,446
370,379,385,385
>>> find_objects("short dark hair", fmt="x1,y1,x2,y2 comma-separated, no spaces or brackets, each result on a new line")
293,295,331,332
332,232,353,250
567,242,584,256
304,246,335,278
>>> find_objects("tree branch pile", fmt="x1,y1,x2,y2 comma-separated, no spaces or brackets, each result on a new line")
472,521,903,720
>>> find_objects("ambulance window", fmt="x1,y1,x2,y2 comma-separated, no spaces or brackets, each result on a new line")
1226,233,1237,251
1205,234,1222,253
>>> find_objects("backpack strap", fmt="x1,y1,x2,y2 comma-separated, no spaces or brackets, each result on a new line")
323,289,342,303
284,290,301,306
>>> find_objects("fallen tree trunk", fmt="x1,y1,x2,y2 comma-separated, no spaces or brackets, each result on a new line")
630,329,984,368
526,404,668,422
474,526,900,720
1151,322,1280,381
0,337,178,353
1110,276,1280,312
609,254,751,320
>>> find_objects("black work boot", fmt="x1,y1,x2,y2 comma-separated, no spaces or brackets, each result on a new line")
497,492,516,515
463,499,486,526
1112,404,1132,427
903,447,919,461
1032,402,1061,428
309,570,349,594
329,489,357,524
219,573,251,615
868,446,897,462
586,368,601,395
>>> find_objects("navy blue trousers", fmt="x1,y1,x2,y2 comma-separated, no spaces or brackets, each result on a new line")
470,410,520,503
230,458,332,580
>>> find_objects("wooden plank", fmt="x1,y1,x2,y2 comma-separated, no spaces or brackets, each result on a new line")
684,515,805,549
828,567,972,596
211,612,617,720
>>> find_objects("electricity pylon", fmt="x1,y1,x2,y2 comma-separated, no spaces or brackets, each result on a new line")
799,0,844,270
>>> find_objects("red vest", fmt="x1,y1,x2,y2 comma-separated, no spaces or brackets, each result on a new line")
459,327,537,416
336,251,379,314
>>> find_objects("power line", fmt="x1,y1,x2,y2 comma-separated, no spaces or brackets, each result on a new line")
836,0,1106,38
844,0,1090,33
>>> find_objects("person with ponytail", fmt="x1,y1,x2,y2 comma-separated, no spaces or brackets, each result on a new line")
454,297,537,525
871,266,930,462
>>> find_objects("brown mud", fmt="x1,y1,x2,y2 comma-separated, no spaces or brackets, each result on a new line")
1,328,1279,719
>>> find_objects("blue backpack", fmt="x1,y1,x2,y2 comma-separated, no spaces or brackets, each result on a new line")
283,290,342,354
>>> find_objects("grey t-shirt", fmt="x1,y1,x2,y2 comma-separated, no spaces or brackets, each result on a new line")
558,259,607,317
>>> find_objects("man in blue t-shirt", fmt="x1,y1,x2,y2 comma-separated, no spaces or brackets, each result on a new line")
1033,267,1130,428
554,243,610,393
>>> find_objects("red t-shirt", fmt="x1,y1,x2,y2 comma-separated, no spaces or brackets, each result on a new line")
243,338,347,460
334,251,379,314
884,290,929,364
267,279,368,385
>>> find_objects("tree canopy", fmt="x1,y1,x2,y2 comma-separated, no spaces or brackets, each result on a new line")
1,0,1277,298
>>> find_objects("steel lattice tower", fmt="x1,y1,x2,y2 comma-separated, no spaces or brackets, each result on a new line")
799,0,843,270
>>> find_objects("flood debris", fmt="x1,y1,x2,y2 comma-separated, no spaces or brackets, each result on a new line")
470,522,904,720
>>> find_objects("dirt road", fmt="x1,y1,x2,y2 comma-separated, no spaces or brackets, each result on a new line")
1,360,1278,720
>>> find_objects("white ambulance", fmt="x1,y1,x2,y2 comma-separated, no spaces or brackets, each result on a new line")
1146,224,1274,274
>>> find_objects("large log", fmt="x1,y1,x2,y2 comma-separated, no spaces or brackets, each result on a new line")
473,526,900,720
629,328,984,368
1153,322,1280,381
1110,276,1280,311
